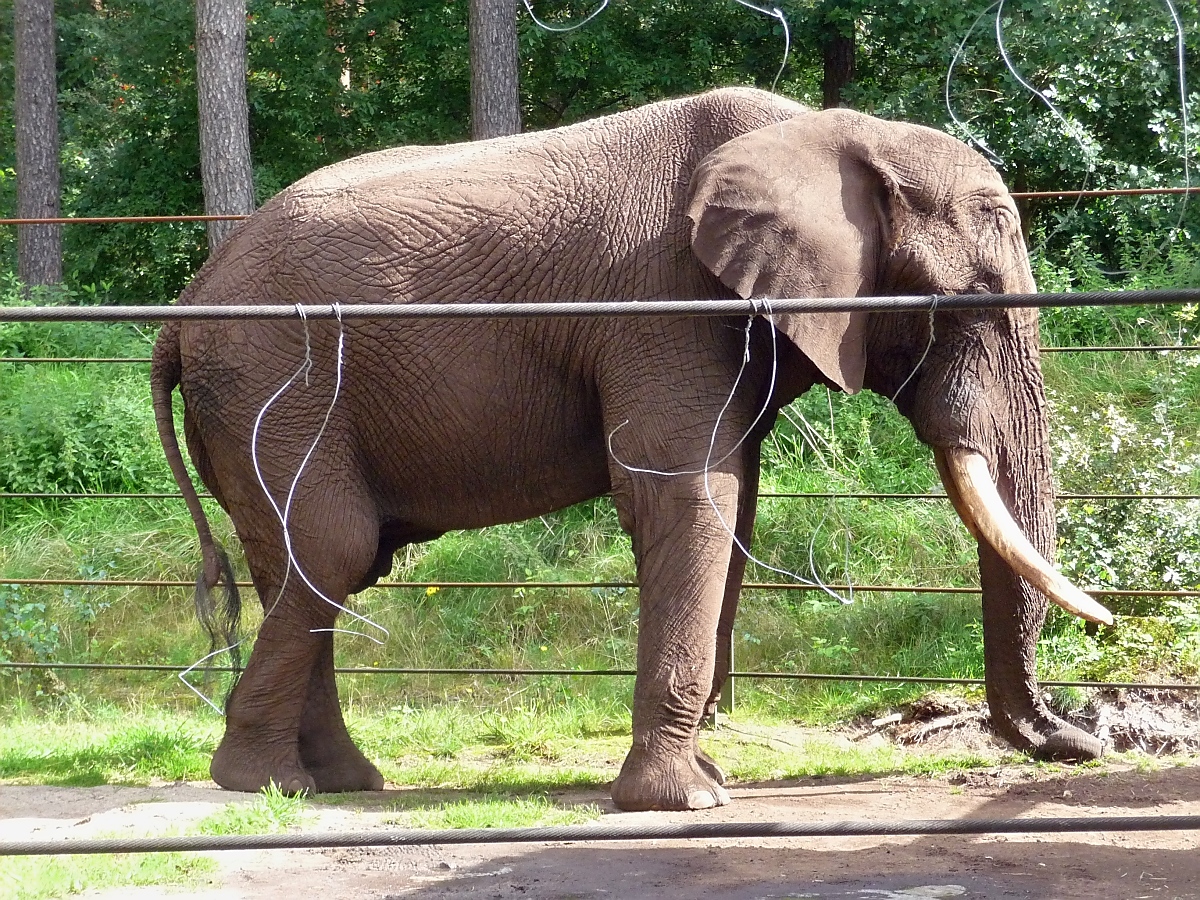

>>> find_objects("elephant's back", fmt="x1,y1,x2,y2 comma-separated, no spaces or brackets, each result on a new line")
178,86,811,313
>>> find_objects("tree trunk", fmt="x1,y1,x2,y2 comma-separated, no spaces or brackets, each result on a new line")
196,0,256,251
820,18,855,109
14,0,62,287
469,0,521,140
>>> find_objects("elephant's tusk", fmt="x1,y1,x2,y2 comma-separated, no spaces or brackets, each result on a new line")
934,450,981,543
935,447,1115,626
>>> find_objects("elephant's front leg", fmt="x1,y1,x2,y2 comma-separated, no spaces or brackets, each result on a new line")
610,471,740,812
695,451,761,787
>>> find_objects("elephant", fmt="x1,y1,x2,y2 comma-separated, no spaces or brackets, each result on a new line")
152,86,1113,811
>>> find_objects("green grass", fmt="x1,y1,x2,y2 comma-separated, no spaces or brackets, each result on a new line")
0,702,1020,796
0,849,215,900
196,783,308,835
384,794,602,829
0,706,218,785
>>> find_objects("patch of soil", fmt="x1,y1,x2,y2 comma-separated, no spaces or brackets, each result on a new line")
5,749,1200,898
847,689,1200,758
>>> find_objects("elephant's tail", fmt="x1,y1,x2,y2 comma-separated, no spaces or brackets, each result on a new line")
151,323,243,677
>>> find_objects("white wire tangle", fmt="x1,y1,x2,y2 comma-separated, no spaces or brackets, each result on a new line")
944,1,1005,167
607,303,856,605
521,0,608,34
179,304,388,714
730,0,792,95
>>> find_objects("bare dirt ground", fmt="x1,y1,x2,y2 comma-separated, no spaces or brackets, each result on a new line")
4,759,1200,899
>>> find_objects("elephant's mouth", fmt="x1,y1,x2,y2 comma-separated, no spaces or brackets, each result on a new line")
934,448,1113,625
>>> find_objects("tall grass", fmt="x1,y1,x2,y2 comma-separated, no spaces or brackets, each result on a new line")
2,244,1199,723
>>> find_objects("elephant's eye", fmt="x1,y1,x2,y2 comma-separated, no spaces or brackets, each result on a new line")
993,205,1017,231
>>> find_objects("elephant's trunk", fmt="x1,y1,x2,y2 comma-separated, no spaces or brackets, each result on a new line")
934,448,1112,625
925,378,1105,758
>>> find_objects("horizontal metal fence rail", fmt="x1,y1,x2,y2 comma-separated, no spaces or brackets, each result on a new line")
4,344,1200,365
4,289,1200,324
3,815,1200,857
5,491,1200,501
1,659,1197,692
0,214,248,225
1010,186,1200,199
1,575,1196,598
2,186,1198,228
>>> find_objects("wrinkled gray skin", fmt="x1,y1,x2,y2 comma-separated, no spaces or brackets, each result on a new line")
152,87,1102,811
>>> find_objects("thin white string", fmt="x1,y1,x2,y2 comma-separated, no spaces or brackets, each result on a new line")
1163,0,1192,230
730,0,791,94
606,305,853,604
697,309,852,604
994,0,1094,194
270,304,387,641
521,0,608,33
892,296,938,404
606,314,775,478
180,305,386,714
944,1,1005,167
178,643,236,714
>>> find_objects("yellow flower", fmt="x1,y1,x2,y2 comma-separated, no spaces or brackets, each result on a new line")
425,586,440,596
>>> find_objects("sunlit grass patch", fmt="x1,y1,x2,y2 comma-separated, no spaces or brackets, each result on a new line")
0,707,218,785
702,720,1006,784
195,783,308,835
0,849,215,900
384,793,602,829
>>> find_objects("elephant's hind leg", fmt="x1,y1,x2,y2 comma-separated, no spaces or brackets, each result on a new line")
297,634,385,792
609,470,741,812
210,493,381,794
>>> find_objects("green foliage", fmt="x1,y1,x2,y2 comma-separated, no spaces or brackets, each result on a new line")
0,280,164,496
0,584,60,663
4,0,1194,298
851,0,1199,270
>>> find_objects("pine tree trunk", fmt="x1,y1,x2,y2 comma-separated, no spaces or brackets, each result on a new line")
196,0,256,251
14,0,62,287
821,21,855,109
469,0,521,140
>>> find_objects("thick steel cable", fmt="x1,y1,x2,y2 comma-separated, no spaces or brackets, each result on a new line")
0,215,247,225
2,289,1200,324
4,491,1200,501
0,576,1196,599
1010,186,1200,199
0,659,1195,692
3,815,1199,857
1,187,1197,226
2,345,1197,365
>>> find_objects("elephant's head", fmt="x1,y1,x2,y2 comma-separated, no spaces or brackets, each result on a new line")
687,108,1108,756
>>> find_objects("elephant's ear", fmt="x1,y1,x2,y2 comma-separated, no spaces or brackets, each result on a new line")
687,112,900,394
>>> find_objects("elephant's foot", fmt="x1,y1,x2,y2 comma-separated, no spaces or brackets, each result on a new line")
993,706,1104,762
211,731,315,795
694,742,727,786
1032,723,1104,761
299,729,385,793
611,747,731,811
